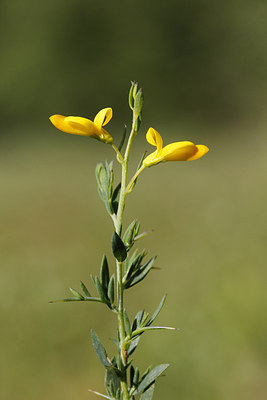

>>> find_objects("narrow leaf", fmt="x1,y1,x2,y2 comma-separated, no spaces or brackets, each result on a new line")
69,288,84,299
123,309,132,337
105,368,120,395
49,296,102,303
90,329,111,368
133,367,140,387
128,336,140,356
80,281,91,297
129,365,135,387
140,383,155,400
134,364,170,395
100,255,110,292
111,183,121,214
112,232,127,262
132,326,176,337
133,88,144,119
95,277,109,305
147,295,167,326
108,274,115,305
125,257,156,289
115,388,121,400
88,389,112,400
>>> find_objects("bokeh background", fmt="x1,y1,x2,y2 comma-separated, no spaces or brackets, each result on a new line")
1,1,267,399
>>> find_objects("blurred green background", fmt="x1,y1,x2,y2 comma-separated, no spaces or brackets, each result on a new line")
1,1,267,399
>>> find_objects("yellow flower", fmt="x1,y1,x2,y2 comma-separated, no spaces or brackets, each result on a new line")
143,128,209,167
49,108,113,144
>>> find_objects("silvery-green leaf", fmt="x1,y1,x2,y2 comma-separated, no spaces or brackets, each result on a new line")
134,364,169,395
107,274,115,305
125,256,156,288
90,329,111,368
123,309,132,337
69,287,84,299
128,336,140,356
140,383,155,400
80,280,91,297
147,295,167,326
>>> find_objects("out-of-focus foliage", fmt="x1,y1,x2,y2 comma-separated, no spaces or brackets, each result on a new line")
1,127,266,400
0,0,267,128
1,1,267,399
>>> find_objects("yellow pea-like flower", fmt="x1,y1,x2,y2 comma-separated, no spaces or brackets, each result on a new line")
143,128,209,167
49,108,113,144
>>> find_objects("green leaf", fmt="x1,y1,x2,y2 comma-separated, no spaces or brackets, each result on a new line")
123,309,132,337
108,274,115,305
100,255,110,293
95,276,109,305
129,81,137,110
124,249,147,280
140,383,155,400
132,310,144,331
112,232,127,262
111,183,121,214
105,368,120,396
49,296,102,303
134,364,169,395
80,281,91,297
90,329,112,368
129,365,135,387
88,389,112,400
133,366,140,387
123,220,140,251
147,295,167,326
69,288,84,300
133,88,144,119
115,388,121,400
125,256,156,289
128,336,140,356
95,162,114,215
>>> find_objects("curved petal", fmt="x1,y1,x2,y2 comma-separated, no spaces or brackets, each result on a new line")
146,128,163,150
186,144,209,161
64,116,99,136
50,115,98,136
143,150,162,167
160,141,198,161
94,108,113,127
49,115,75,134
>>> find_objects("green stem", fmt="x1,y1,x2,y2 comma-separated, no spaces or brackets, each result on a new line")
126,164,146,193
113,124,137,400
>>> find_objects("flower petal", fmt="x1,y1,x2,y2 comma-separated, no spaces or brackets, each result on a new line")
94,108,113,127
143,150,162,167
186,145,209,160
146,128,163,150
160,141,198,161
49,114,99,136
64,116,100,136
49,115,75,134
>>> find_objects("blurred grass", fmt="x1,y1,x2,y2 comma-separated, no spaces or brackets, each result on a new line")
1,124,267,400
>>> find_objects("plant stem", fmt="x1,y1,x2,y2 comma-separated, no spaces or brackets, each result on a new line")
126,164,146,193
113,124,137,400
